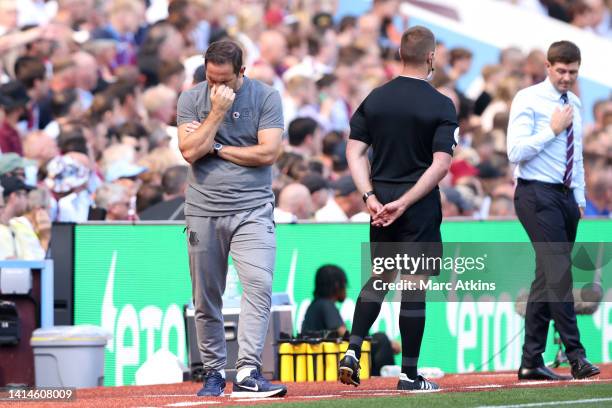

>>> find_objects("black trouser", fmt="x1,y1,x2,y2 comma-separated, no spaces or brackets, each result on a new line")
514,178,585,368
349,182,442,378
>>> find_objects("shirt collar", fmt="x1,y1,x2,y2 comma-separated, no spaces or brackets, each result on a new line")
542,77,571,103
543,77,563,99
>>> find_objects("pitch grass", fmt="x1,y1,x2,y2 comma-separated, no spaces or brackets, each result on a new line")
228,383,612,408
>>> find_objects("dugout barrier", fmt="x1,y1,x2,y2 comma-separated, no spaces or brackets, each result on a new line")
52,219,611,386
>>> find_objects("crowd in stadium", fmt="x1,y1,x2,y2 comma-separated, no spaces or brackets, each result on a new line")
0,0,610,260
513,0,611,37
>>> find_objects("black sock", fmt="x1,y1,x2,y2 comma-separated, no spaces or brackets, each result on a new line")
347,340,362,360
349,277,389,360
399,291,426,380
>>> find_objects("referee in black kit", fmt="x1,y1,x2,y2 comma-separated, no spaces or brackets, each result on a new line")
338,26,457,391
508,41,599,381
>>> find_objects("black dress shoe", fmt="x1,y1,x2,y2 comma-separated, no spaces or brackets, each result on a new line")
518,366,572,381
571,358,600,379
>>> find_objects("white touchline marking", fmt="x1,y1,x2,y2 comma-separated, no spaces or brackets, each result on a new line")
299,395,341,399
514,381,553,386
340,389,399,393
476,397,612,408
365,392,402,396
166,402,221,407
230,399,274,402
458,373,515,378
127,394,200,399
464,385,503,389
405,389,441,393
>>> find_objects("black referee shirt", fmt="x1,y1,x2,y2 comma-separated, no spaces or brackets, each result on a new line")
349,76,458,184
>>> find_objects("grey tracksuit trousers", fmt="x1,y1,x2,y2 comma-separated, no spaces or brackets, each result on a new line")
186,203,275,371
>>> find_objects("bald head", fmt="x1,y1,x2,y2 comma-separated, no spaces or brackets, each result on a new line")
23,131,59,164
278,183,313,220
259,30,287,66
73,51,98,91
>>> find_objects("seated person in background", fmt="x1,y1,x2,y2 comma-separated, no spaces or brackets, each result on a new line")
302,264,348,336
301,265,399,376
0,175,32,259
11,188,52,260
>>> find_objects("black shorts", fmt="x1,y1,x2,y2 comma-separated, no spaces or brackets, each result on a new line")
370,182,442,243
370,182,443,276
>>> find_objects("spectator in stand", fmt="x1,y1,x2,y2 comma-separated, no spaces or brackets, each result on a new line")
300,172,330,212
256,30,288,90
142,84,178,148
45,153,92,222
523,49,547,86
49,58,76,94
585,170,611,216
159,60,187,94
91,0,145,68
0,175,31,258
586,0,612,38
10,187,51,259
315,175,367,222
138,22,186,87
94,182,131,221
14,55,53,131
136,183,163,214
448,47,473,87
43,89,84,139
109,121,150,160
273,182,313,223
0,183,17,259
287,117,320,158
441,187,468,218
0,153,31,180
318,130,344,178
282,75,319,129
569,1,596,31
480,76,521,133
139,165,188,220
473,65,503,116
489,193,515,217
72,51,99,110
105,78,144,127
0,81,29,155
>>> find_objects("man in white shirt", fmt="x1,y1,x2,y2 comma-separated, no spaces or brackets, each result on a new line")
507,40,599,381
273,183,313,224
315,175,366,222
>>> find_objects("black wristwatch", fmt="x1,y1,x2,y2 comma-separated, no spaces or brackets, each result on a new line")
362,190,375,203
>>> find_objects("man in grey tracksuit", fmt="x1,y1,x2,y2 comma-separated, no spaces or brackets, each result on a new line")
176,40,286,398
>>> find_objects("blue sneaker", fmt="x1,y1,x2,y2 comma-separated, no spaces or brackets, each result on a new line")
231,368,287,398
196,370,226,397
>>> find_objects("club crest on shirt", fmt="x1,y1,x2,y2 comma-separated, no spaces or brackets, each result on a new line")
452,127,460,150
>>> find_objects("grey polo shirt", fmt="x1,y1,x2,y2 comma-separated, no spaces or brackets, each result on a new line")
176,77,283,216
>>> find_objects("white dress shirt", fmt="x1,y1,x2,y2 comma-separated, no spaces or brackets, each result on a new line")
315,198,348,222
507,78,585,207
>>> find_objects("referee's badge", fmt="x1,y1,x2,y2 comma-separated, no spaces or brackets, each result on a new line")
232,111,240,119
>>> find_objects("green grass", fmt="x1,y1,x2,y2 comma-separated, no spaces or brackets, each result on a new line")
228,383,612,408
